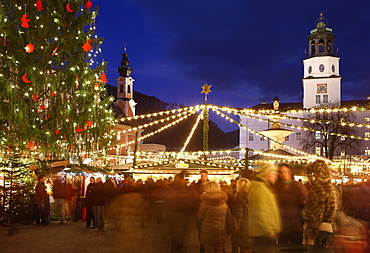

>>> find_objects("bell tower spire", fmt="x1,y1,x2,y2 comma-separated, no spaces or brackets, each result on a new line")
302,13,342,109
116,44,136,117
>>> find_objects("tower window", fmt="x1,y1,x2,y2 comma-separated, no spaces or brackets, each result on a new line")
127,84,131,94
119,85,124,93
316,95,321,104
310,41,316,56
318,39,325,54
248,133,253,141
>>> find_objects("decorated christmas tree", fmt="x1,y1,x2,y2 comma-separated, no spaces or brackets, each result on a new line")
0,1,115,223
0,0,114,163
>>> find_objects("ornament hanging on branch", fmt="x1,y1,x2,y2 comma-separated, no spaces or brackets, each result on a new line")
51,47,58,56
99,72,108,83
54,129,60,135
85,0,93,9
75,75,79,89
32,93,38,101
22,74,32,83
40,105,46,110
66,3,74,12
82,39,92,52
21,14,30,28
25,43,35,53
35,0,43,12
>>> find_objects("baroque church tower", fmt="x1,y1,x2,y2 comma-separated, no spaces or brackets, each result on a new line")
302,13,342,109
115,45,136,117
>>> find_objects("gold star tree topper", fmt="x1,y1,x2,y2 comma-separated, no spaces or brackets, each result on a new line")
201,83,212,94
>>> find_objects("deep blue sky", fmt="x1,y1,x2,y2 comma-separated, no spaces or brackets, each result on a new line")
93,0,370,131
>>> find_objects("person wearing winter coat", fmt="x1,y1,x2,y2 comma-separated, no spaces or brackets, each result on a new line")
275,163,307,244
248,163,281,246
197,181,228,253
164,173,195,253
34,175,48,225
230,178,252,253
89,177,107,230
48,176,68,224
303,159,338,247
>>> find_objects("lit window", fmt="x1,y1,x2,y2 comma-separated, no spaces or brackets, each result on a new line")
296,132,302,141
365,132,370,138
315,131,321,139
341,150,345,157
365,149,370,155
315,147,321,156
365,118,370,122
316,95,321,104
323,95,328,103
248,133,253,141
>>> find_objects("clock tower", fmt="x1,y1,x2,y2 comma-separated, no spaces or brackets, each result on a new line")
116,45,136,117
302,13,342,109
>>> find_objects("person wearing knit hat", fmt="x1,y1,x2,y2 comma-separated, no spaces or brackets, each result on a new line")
248,163,281,247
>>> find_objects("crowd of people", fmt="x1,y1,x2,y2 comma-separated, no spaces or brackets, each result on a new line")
32,159,370,253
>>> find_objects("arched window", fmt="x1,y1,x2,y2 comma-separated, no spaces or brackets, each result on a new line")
327,40,332,54
318,39,324,54
310,41,316,56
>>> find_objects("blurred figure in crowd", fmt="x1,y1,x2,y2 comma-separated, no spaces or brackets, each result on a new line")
230,178,252,253
303,159,338,247
34,175,48,225
48,176,67,224
90,177,107,230
164,172,195,253
194,170,209,253
85,177,95,228
197,181,228,253
275,163,307,244
248,163,281,246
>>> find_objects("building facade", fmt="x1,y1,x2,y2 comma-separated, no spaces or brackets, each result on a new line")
239,14,370,159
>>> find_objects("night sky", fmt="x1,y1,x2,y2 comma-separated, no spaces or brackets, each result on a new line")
93,0,370,131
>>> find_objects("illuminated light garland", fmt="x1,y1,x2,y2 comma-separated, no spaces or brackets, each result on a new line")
210,107,331,163
112,109,197,137
235,111,370,141
109,112,195,150
179,111,203,154
280,114,370,130
117,105,203,123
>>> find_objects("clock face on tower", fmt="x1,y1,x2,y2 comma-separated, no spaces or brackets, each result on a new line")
308,66,312,74
317,83,328,93
319,64,325,72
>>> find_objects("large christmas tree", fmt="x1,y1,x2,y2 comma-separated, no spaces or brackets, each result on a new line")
0,0,114,162
0,1,115,223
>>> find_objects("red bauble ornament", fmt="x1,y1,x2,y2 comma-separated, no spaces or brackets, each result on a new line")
70,144,75,150
82,40,92,52
21,14,30,28
86,120,93,126
25,43,35,53
85,0,93,9
54,129,60,135
51,91,57,96
40,105,46,110
75,126,82,133
28,141,35,149
32,93,38,101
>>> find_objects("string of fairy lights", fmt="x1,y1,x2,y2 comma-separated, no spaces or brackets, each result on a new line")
234,110,370,141
95,103,370,169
